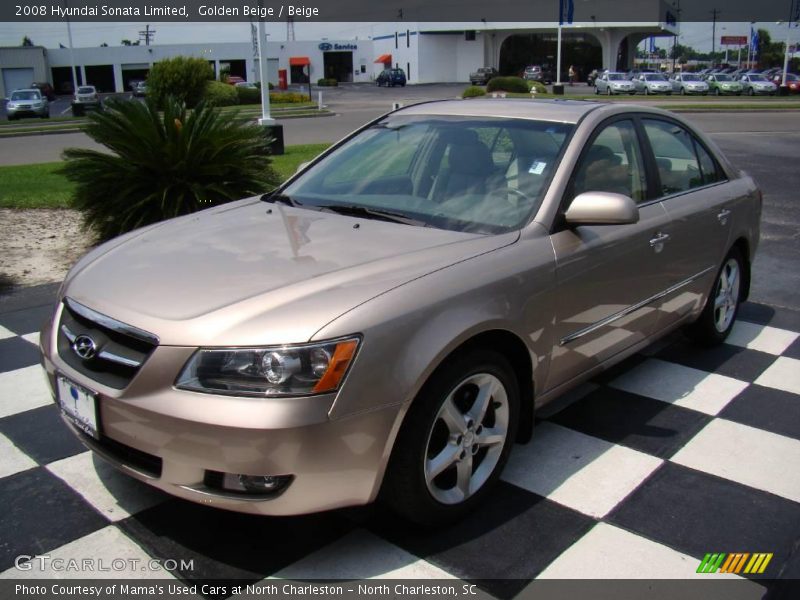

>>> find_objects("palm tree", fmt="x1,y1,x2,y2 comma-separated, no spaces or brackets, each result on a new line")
61,98,279,242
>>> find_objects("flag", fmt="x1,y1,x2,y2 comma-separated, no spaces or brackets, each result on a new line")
750,27,759,57
649,36,656,53
559,0,574,25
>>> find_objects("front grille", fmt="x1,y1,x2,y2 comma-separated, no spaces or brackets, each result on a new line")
57,298,158,389
79,431,163,478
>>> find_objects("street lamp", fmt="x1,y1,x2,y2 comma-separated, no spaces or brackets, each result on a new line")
777,19,795,88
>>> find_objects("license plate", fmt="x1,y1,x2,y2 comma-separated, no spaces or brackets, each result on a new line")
57,376,99,439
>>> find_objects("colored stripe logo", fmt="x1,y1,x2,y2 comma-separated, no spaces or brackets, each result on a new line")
697,553,773,574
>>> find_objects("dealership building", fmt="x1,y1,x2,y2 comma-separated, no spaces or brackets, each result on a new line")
1,9,676,97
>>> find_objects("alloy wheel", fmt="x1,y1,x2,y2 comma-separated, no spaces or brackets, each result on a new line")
713,258,741,333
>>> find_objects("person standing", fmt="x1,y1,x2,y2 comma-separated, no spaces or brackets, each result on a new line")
568,65,576,86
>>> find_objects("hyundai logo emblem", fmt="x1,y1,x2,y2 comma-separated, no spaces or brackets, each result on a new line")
72,335,97,360
318,42,333,52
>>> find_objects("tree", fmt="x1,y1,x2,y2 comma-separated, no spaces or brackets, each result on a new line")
21,36,34,46
121,39,132,46
61,98,279,242
100,43,108,47
755,29,786,67
146,56,214,108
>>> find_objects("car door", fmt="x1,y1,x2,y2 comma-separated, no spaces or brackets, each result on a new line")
596,74,607,93
638,117,733,326
545,118,674,392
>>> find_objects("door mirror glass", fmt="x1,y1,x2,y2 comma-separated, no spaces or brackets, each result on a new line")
564,192,640,226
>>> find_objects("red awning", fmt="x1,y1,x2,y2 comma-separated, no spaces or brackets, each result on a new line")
289,56,310,66
374,54,392,64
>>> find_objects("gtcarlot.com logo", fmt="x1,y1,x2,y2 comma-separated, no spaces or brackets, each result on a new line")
14,555,194,573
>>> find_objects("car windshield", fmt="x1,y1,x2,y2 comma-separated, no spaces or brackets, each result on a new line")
645,74,667,81
10,91,40,100
478,68,493,73
714,74,733,81
682,74,701,81
749,75,767,81
608,74,627,81
281,116,573,234
77,87,94,93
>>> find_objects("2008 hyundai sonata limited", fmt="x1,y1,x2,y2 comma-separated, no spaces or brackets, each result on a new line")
40,99,761,524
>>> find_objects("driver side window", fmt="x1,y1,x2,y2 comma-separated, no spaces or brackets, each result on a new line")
570,120,647,203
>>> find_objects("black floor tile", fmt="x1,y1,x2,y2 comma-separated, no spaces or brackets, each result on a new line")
0,337,41,373
547,386,713,459
654,340,775,382
117,498,353,586
365,482,595,599
784,338,800,361
720,385,800,442
607,462,800,580
0,405,86,465
0,468,108,571
0,305,53,336
739,303,800,333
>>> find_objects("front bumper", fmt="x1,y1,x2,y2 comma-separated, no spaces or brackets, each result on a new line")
40,308,403,516
7,105,46,117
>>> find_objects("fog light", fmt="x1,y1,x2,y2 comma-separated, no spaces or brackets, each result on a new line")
205,471,293,496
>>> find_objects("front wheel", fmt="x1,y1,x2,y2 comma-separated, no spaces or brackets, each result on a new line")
687,248,744,346
382,349,520,526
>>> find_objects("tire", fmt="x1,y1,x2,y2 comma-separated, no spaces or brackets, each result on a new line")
594,86,599,95
686,247,744,346
606,87,612,95
715,88,721,96
748,88,754,96
680,87,686,95
645,88,650,95
382,348,520,526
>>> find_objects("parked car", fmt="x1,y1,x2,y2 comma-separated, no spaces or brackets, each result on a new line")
633,72,673,95
234,81,259,90
594,72,636,95
670,73,709,95
5,88,49,120
128,79,144,92
705,73,743,96
132,81,148,97
71,85,102,116
522,65,553,84
376,68,407,87
30,81,56,101
41,99,761,525
739,74,777,96
770,72,799,89
779,73,800,93
469,67,498,86
225,76,246,85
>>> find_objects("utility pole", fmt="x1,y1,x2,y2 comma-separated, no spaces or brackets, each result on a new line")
710,8,721,60
138,24,156,46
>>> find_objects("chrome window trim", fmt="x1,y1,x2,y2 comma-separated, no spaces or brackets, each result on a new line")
64,298,159,346
560,265,716,345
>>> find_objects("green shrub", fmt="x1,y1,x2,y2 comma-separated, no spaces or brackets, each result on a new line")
462,86,487,98
146,56,214,108
236,85,261,104
526,81,548,94
61,98,279,242
316,78,338,87
269,92,310,104
203,80,239,107
486,76,529,93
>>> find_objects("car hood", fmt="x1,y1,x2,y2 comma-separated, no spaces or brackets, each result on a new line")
62,198,517,346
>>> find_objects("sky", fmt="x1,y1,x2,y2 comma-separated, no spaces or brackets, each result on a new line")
0,21,794,53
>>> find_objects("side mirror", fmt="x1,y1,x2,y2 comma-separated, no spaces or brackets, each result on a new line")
564,192,639,226
296,161,310,173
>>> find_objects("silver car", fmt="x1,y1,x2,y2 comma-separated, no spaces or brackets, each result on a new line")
40,100,761,525
5,88,49,120
670,73,710,95
739,74,777,96
594,72,636,95
633,73,673,95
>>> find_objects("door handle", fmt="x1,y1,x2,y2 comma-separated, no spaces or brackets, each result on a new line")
649,232,670,253
717,208,731,225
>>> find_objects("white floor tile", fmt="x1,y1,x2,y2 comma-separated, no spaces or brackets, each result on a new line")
47,451,167,522
0,432,37,479
272,529,455,579
672,419,800,503
536,522,750,581
609,358,748,415
0,365,54,418
21,332,40,346
727,321,799,355
502,422,662,518
0,526,178,579
0,325,14,341
754,357,800,395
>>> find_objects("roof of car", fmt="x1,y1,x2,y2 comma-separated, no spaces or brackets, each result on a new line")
395,98,602,124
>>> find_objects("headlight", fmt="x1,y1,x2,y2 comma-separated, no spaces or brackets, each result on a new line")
176,337,360,397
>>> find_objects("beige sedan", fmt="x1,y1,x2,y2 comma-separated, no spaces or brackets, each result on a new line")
40,100,761,525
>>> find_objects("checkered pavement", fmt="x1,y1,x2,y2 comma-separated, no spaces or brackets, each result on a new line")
1,292,799,597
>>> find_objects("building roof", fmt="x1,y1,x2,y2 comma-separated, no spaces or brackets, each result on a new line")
396,98,602,124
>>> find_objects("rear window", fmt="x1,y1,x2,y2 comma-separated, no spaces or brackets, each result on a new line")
77,86,95,94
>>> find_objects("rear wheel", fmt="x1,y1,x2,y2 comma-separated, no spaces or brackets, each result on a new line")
748,88,755,96
687,247,744,346
606,87,612,95
382,349,520,526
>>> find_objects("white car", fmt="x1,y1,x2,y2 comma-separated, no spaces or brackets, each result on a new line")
594,72,636,95
670,74,709,95
739,74,777,96
633,73,673,95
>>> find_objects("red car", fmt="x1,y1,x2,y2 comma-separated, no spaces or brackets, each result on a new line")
225,76,245,85
771,73,799,92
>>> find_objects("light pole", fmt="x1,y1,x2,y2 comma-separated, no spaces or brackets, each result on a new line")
256,17,273,125
779,19,794,88
64,0,78,93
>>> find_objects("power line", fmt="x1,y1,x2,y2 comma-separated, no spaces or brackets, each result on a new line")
710,8,721,57
138,24,155,46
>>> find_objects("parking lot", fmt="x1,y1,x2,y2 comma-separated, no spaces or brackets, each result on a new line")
0,85,799,595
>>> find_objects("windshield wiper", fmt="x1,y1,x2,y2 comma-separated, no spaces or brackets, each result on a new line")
261,192,298,206
315,204,428,227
